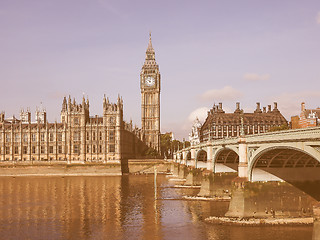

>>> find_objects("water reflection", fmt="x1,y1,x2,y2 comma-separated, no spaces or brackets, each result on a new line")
0,175,314,240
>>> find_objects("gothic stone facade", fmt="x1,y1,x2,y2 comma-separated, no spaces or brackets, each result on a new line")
0,96,145,163
200,102,288,142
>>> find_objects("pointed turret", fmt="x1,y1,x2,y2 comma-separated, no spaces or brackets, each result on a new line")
62,96,67,112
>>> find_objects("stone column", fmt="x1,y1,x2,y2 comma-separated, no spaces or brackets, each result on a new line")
238,137,248,179
182,151,187,165
190,148,196,167
206,146,213,171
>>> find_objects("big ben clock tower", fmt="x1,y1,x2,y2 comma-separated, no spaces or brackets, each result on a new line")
140,33,161,153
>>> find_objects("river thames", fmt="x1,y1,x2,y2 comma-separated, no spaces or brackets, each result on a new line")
0,175,313,240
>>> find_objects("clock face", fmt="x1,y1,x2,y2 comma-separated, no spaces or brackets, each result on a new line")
145,76,155,86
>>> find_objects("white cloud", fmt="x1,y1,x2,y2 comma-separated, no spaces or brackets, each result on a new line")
317,12,320,24
243,73,270,81
188,107,210,122
269,91,320,120
200,86,243,102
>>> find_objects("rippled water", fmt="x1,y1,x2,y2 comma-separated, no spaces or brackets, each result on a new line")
0,175,313,240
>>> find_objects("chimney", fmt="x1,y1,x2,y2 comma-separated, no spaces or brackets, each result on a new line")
268,105,271,112
254,102,262,113
301,102,305,112
234,102,241,113
274,102,278,110
263,107,266,113
219,102,222,110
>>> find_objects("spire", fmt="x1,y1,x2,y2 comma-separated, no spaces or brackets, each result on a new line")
62,96,67,112
145,32,156,62
147,31,154,52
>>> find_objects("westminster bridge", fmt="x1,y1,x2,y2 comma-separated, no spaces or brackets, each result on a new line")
173,126,320,200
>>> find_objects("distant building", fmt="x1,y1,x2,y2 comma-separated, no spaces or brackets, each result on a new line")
291,102,320,129
189,118,202,146
200,102,288,142
0,96,146,162
0,34,162,163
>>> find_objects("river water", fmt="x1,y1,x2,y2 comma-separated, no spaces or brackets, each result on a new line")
0,175,313,240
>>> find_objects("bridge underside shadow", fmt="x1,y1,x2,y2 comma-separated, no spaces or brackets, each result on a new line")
252,148,320,200
215,149,238,172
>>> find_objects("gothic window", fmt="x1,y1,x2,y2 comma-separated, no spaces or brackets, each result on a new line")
15,133,20,142
109,117,115,125
58,145,63,154
109,130,114,141
32,146,36,154
32,133,36,142
87,145,90,153
23,134,28,142
99,145,102,153
49,133,54,142
74,145,79,154
74,117,79,125
109,144,115,153
23,146,27,154
57,133,62,141
40,146,45,154
93,132,96,141
6,133,11,142
14,146,19,154
40,133,45,142
86,132,90,141
5,146,10,154
73,132,80,141
93,145,96,153
99,132,102,141
49,146,54,154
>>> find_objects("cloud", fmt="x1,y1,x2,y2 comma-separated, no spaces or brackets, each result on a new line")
188,107,210,122
317,12,320,24
200,86,243,102
268,91,320,120
243,73,270,81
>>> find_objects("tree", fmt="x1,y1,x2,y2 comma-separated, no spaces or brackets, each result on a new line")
160,132,190,158
269,124,290,132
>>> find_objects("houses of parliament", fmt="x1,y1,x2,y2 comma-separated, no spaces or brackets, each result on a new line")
0,34,161,163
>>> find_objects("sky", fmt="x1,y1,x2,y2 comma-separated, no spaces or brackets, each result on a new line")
1,0,320,140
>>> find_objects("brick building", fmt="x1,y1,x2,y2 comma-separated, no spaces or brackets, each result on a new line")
291,102,320,129
200,102,288,142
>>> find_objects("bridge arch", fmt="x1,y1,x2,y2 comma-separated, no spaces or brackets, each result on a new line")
213,147,239,172
248,144,320,200
196,149,207,168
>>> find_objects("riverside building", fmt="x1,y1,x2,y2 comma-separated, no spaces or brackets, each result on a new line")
0,34,162,162
0,96,145,163
200,102,288,142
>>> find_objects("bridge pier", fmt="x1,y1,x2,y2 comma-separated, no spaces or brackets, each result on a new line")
184,167,202,186
198,172,237,198
313,203,320,240
226,179,316,219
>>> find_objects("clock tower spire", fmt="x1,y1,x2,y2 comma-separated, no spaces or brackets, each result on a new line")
140,33,161,153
